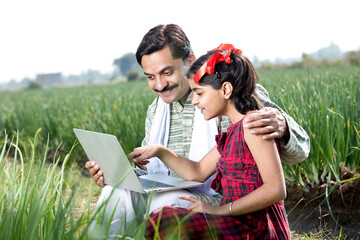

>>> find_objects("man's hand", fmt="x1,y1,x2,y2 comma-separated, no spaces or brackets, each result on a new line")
244,107,290,140
85,161,105,187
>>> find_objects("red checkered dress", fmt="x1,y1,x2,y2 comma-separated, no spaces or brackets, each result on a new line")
145,118,290,239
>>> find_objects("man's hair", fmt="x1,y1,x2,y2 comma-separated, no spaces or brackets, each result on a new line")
136,24,193,66
188,50,262,114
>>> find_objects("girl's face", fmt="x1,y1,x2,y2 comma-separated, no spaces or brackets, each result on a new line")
189,78,228,120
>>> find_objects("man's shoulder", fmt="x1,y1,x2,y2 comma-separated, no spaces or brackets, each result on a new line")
255,83,269,97
219,115,231,132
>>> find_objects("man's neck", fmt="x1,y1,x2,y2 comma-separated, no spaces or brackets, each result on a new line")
178,89,191,107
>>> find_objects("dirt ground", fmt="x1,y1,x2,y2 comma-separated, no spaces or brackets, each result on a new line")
285,167,360,239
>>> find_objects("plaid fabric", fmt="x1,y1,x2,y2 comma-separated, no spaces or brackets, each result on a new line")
145,206,267,240
145,118,290,239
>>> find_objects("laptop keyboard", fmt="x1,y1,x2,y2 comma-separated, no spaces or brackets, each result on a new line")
139,177,175,190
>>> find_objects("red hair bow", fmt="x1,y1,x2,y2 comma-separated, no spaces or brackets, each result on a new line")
193,44,242,83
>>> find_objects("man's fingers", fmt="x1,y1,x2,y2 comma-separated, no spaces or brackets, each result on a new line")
245,118,272,129
262,132,281,140
259,106,277,115
85,161,94,169
85,162,89,169
243,111,261,123
89,164,100,176
85,161,105,187
251,125,277,134
96,176,105,187
244,108,276,123
93,170,103,181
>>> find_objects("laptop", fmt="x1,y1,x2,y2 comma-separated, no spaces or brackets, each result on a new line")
73,128,203,194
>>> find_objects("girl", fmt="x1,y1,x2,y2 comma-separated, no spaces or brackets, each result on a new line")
129,44,291,239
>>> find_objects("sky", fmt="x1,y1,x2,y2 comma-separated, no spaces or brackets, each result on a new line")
0,0,359,83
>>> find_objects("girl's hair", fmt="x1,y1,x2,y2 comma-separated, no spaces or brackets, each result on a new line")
188,50,263,114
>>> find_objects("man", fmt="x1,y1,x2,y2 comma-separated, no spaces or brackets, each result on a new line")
86,24,310,236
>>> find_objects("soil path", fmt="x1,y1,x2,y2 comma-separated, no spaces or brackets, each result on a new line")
285,167,360,239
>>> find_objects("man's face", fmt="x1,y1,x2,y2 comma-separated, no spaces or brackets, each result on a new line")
141,46,191,106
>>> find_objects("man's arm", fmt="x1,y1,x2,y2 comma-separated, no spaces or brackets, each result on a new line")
250,84,310,164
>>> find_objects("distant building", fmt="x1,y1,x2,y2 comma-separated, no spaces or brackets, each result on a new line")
36,72,63,88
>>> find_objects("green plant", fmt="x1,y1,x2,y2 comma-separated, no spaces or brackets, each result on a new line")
0,130,90,239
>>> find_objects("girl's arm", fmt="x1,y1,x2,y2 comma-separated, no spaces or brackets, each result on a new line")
128,144,220,182
215,124,287,216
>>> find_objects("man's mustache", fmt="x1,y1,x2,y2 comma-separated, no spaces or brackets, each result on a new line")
154,84,178,93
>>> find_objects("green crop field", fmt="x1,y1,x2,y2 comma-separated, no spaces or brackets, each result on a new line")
0,81,156,164
0,66,359,239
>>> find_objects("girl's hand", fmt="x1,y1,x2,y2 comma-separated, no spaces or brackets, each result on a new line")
128,144,161,170
179,196,220,215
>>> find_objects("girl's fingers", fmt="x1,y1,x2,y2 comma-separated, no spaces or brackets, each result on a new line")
188,203,202,212
178,195,197,203
178,195,203,212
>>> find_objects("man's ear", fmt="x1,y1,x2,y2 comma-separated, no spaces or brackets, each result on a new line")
185,53,196,66
222,82,233,100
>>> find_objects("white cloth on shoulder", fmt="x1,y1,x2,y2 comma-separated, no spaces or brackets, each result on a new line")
146,97,170,175
147,97,219,195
